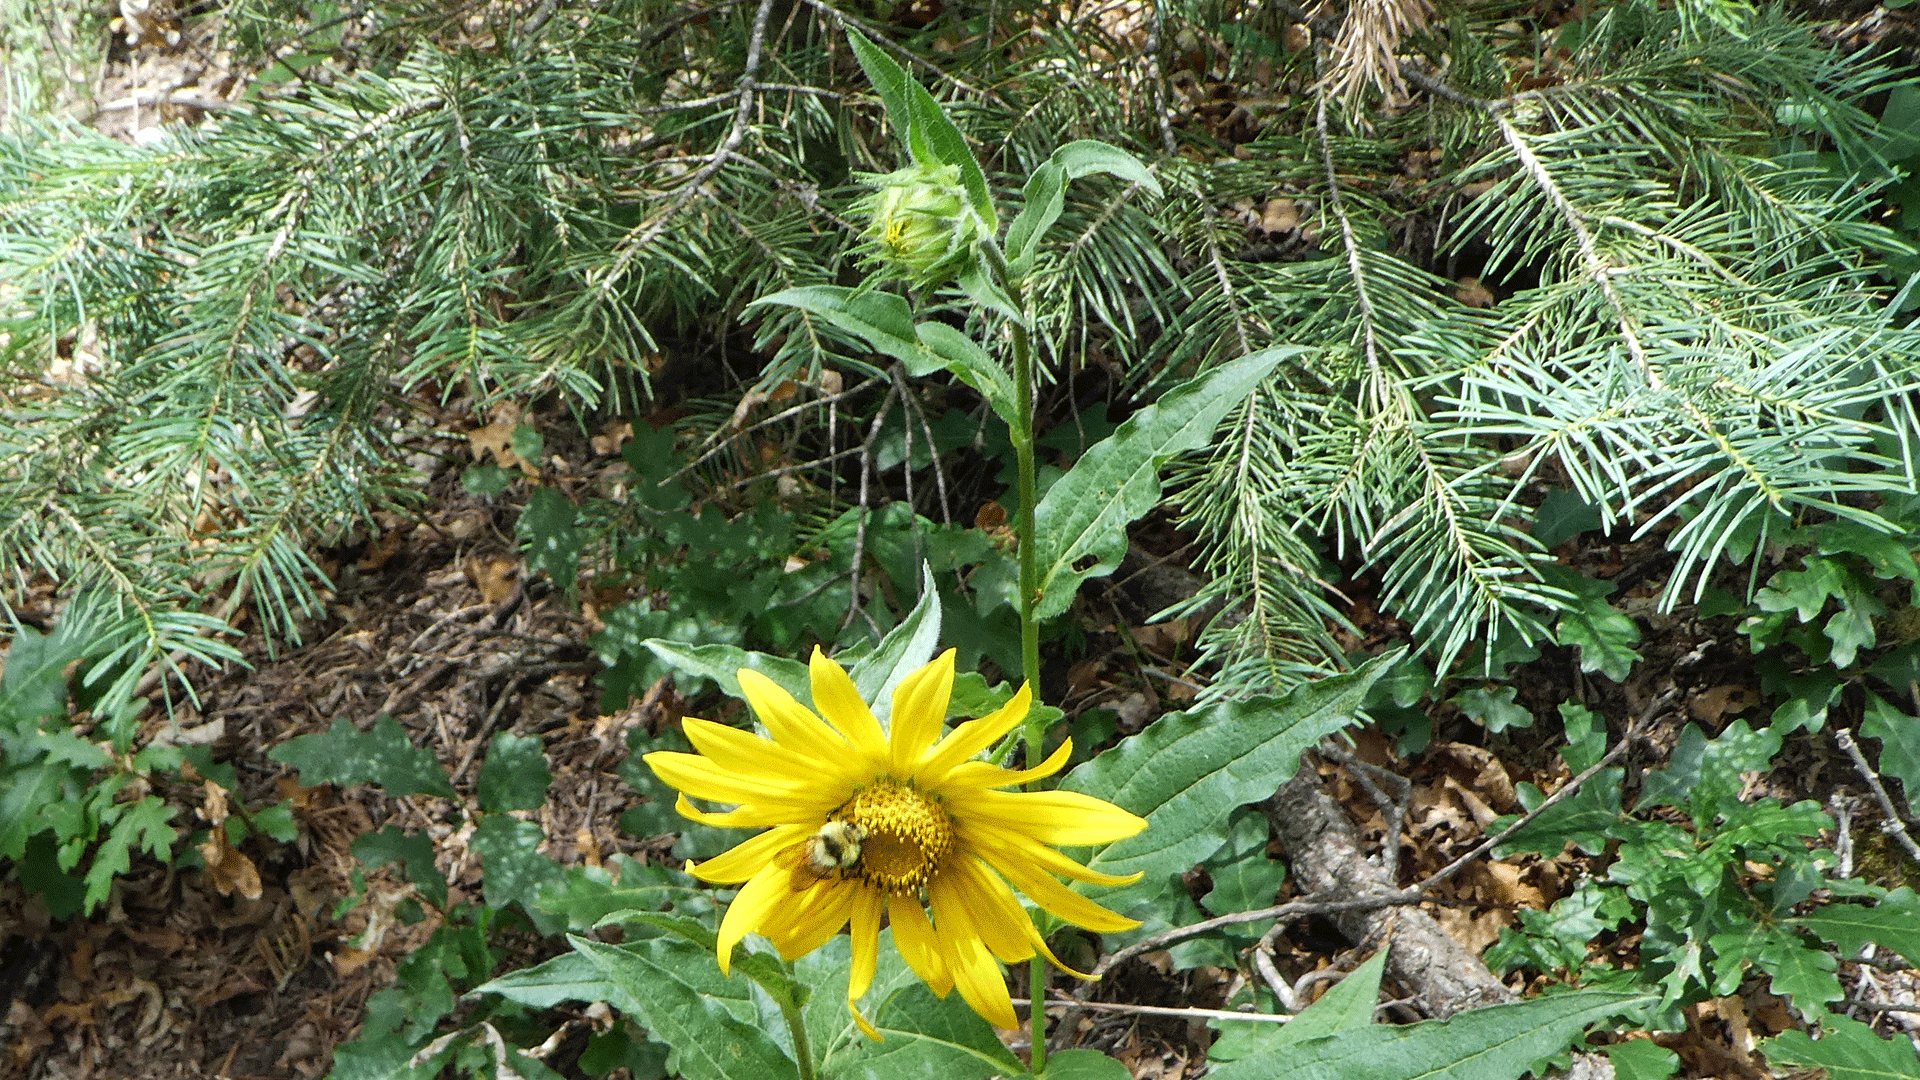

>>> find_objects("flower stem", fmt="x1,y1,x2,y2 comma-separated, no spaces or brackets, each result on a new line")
1010,315,1043,761
1007,288,1049,1075
781,994,817,1080
1028,954,1049,1074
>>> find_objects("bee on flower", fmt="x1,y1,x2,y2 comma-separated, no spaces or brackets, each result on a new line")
645,647,1146,1038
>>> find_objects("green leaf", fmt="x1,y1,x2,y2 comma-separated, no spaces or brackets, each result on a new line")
1494,773,1625,857
800,932,1017,1074
1063,651,1397,906
641,641,811,705
1531,488,1604,548
477,951,645,1015
847,561,942,714
270,715,456,798
478,731,552,813
1792,893,1920,966
913,322,1016,420
1204,990,1652,1080
1755,557,1849,622
1031,347,1303,621
85,796,175,912
1603,1038,1679,1080
1209,949,1388,1065
1034,1049,1133,1080
750,287,1017,420
1452,685,1535,732
1050,140,1161,193
1752,935,1842,1014
536,857,710,932
572,936,803,1080
520,486,585,591
1556,601,1641,682
0,760,71,859
474,815,565,914
1202,809,1288,917
845,31,994,224
1559,701,1607,773
751,285,923,365
0,624,82,722
1818,521,1920,581
1709,924,1840,1011
1536,565,1640,682
354,826,449,908
1764,1012,1920,1080
1642,720,1780,824
1005,140,1159,277
1005,161,1065,275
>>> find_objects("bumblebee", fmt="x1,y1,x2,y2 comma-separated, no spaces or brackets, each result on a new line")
791,819,867,889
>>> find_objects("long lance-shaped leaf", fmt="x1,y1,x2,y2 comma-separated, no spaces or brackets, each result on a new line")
1006,141,1162,276
571,936,803,1080
1205,990,1652,1080
1030,346,1304,621
845,31,994,225
751,286,1016,419
1062,650,1400,908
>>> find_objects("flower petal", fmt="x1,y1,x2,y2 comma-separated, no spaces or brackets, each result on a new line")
763,878,857,959
737,669,858,766
960,821,1143,887
945,931,1018,1030
932,861,1035,964
937,738,1072,793
645,749,805,806
989,852,1142,933
889,894,953,996
848,888,886,1003
889,649,955,771
918,682,1031,781
673,793,801,831
715,865,792,975
687,823,811,883
955,789,1148,845
682,718,828,788
810,648,889,757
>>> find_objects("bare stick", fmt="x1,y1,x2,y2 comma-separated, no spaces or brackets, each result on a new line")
1092,688,1675,975
1016,997,1295,1025
1834,729,1920,863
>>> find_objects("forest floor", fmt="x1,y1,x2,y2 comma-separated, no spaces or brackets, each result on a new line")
0,383,1906,1080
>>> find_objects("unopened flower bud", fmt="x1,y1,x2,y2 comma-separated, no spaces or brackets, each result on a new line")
855,163,992,288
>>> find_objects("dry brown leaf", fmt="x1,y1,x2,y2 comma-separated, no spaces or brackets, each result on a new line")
357,527,406,572
1475,860,1546,909
1260,198,1300,233
1430,742,1518,812
1689,684,1758,725
467,420,521,469
198,826,263,901
467,556,519,603
1432,904,1507,955
590,421,634,456
1132,619,1192,654
1454,276,1497,308
200,780,229,827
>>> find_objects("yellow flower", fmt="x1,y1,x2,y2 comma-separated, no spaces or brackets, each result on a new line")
645,647,1146,1038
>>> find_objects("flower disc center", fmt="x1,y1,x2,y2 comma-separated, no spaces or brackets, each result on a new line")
842,782,953,894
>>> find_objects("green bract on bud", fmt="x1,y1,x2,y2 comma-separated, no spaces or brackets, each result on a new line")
855,163,992,289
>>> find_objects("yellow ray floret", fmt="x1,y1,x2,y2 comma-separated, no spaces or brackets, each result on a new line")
644,647,1146,1037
